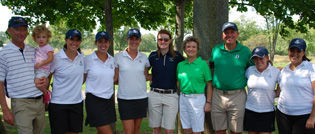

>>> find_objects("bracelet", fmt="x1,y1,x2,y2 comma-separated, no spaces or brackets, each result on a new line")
206,101,212,104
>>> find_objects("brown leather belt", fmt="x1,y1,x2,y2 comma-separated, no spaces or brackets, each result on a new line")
151,88,176,94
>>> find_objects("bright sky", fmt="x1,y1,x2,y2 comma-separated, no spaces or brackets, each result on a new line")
0,4,265,34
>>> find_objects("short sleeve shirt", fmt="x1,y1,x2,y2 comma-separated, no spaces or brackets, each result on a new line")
35,44,54,72
245,64,280,112
209,41,253,90
277,61,315,115
114,49,150,100
50,49,84,104
177,57,212,94
149,51,185,89
0,41,42,98
84,52,115,99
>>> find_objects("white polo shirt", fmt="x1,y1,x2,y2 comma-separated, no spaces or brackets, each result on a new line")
50,49,84,104
84,52,115,99
277,61,315,115
0,41,42,98
245,64,280,112
114,49,150,100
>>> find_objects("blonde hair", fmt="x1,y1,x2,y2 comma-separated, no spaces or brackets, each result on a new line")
31,25,52,42
182,36,201,51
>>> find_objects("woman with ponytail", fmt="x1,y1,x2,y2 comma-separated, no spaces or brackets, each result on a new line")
244,46,280,134
276,38,315,134
48,29,84,134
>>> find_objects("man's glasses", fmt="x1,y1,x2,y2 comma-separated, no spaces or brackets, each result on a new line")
157,38,170,42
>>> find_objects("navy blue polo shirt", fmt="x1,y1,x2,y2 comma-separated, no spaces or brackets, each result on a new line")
149,50,185,90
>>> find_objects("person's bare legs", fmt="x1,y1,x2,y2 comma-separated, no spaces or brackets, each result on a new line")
164,128,174,134
122,118,143,134
96,124,113,134
153,127,162,134
134,118,142,134
216,130,227,134
122,120,134,134
248,132,271,134
184,128,192,134
231,131,242,134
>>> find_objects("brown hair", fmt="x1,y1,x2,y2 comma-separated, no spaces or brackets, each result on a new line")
182,36,201,51
31,25,52,42
157,30,176,59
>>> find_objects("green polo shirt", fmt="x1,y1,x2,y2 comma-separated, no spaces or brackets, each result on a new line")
208,41,253,90
177,57,212,94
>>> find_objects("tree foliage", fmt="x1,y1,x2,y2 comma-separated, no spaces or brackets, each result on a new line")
1,0,174,32
139,33,156,52
230,0,315,35
234,15,263,44
0,31,9,46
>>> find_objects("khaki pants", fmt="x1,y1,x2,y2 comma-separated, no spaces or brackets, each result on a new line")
211,88,246,133
11,98,45,134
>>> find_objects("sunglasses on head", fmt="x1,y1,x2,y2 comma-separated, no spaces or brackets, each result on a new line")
158,38,170,42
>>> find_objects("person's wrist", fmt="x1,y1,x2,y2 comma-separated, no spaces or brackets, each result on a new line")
206,101,212,104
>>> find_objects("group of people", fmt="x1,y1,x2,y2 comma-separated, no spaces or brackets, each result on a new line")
0,16,314,134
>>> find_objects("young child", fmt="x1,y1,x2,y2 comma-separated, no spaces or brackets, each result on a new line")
31,25,54,103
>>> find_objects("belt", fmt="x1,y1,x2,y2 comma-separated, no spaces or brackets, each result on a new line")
23,95,42,99
182,93,204,98
151,88,176,94
214,88,243,95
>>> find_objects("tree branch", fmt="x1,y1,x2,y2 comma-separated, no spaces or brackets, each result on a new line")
229,2,252,6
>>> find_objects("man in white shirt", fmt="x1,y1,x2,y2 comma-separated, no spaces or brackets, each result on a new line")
0,17,47,134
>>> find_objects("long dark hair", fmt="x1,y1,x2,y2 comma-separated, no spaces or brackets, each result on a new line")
157,30,175,58
303,55,311,61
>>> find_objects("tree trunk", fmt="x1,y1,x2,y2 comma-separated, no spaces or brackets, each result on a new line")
193,0,228,133
104,0,116,133
174,0,187,55
175,0,187,133
270,21,280,62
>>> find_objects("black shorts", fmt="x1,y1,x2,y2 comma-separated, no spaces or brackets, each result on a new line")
276,107,315,134
48,101,83,134
118,97,148,120
85,93,117,127
244,109,275,132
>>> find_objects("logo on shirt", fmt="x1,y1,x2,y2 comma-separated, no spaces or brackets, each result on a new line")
139,59,142,63
235,54,239,59
110,64,114,69
169,57,174,62
268,74,272,78
80,61,83,66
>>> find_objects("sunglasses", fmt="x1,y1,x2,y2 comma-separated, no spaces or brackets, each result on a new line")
157,38,170,42
14,19,28,24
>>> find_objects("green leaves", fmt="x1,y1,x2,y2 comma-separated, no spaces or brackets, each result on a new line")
234,0,315,35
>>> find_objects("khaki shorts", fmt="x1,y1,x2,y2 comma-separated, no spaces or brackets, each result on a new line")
11,97,45,134
211,88,246,133
148,91,178,130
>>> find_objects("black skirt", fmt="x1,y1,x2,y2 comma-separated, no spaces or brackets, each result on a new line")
244,108,275,132
85,93,117,127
